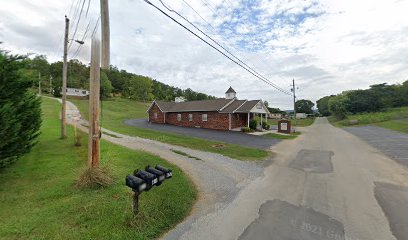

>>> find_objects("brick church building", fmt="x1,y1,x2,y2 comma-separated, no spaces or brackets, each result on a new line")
146,87,270,131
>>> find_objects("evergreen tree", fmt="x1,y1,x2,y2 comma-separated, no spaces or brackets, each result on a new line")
0,50,42,168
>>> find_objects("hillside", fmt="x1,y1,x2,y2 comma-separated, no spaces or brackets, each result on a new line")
328,106,408,133
21,54,215,102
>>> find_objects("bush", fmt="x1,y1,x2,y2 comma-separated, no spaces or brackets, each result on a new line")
241,127,253,132
0,50,42,168
249,119,257,130
262,122,270,130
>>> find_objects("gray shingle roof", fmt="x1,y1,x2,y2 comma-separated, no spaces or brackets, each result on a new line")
225,86,236,93
156,99,232,112
234,100,260,112
152,99,264,113
220,100,246,113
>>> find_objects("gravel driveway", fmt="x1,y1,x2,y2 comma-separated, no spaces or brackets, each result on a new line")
345,125,408,168
55,98,269,240
124,119,280,149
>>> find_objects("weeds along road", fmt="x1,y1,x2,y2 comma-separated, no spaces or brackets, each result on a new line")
57,97,408,240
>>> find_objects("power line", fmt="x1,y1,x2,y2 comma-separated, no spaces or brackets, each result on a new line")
69,0,87,50
71,20,91,59
161,0,289,94
91,16,101,39
154,0,291,95
85,0,92,17
195,0,291,83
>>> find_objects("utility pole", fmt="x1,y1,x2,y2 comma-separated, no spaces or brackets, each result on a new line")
88,38,101,167
38,72,41,95
100,0,110,70
292,79,297,131
61,16,69,139
49,75,52,94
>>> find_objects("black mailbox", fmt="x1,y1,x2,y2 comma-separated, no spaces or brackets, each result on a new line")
145,166,165,186
126,175,147,192
134,170,158,190
155,165,173,179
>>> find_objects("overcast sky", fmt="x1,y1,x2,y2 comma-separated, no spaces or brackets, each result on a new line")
1,0,407,109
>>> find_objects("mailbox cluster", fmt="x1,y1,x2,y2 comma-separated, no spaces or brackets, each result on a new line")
126,165,172,192
125,165,173,214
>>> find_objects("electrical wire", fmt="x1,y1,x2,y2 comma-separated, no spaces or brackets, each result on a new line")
69,0,87,50
161,0,290,94
144,0,291,95
196,0,290,83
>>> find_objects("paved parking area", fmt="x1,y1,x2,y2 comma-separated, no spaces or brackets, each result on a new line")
345,125,408,168
124,119,280,149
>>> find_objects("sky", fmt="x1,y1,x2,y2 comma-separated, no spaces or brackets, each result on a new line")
1,0,408,109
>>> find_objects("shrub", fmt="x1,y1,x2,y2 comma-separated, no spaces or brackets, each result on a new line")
262,122,270,130
0,50,42,168
249,119,257,130
241,127,253,132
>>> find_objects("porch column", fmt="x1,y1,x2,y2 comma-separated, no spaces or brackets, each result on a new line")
265,113,267,123
228,113,231,130
260,114,263,125
247,113,250,127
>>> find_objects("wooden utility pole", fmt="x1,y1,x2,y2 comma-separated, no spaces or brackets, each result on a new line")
49,75,52,94
38,72,41,95
100,0,110,69
88,38,101,167
61,16,69,139
292,79,297,130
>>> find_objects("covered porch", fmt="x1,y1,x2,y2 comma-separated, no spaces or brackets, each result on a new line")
228,101,270,130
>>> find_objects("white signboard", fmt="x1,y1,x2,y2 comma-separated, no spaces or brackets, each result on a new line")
281,123,288,131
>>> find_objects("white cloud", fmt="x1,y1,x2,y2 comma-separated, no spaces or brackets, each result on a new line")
1,0,408,109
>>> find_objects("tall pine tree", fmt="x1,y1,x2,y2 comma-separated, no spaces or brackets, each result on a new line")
0,50,42,168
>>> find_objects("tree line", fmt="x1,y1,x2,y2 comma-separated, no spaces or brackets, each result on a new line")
21,55,216,101
317,81,408,118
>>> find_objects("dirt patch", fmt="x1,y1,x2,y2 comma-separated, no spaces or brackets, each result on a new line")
212,144,226,149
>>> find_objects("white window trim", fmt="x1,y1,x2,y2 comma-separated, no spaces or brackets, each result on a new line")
202,114,208,122
154,112,158,119
189,114,193,121
177,113,181,121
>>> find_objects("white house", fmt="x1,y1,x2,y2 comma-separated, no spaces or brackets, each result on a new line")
269,113,283,119
67,88,89,97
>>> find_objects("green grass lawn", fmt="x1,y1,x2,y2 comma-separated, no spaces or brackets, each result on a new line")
70,98,269,161
263,131,301,140
0,97,197,240
328,106,408,134
266,118,315,127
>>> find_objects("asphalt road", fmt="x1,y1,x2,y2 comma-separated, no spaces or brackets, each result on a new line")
124,118,280,149
171,118,408,240
345,126,408,168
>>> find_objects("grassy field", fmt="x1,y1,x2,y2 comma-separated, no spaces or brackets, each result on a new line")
0,98,197,240
328,106,408,133
263,131,301,140
70,98,269,161
266,118,315,127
